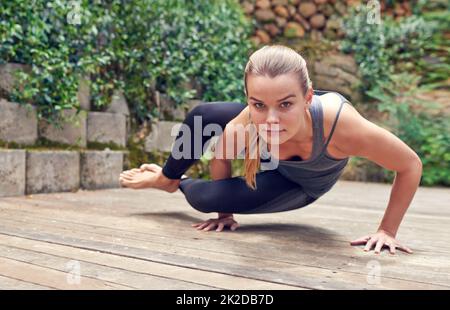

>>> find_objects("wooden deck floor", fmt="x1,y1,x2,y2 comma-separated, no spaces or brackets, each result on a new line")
0,180,449,290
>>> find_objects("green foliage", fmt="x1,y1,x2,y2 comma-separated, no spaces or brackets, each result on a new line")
124,136,151,172
341,5,391,91
414,0,450,13
342,4,449,186
0,0,253,125
418,10,450,86
367,73,450,186
341,5,440,91
0,1,88,124
115,0,254,121
384,16,435,70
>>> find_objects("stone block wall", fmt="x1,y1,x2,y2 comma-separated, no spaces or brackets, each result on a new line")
0,99,127,197
0,149,126,197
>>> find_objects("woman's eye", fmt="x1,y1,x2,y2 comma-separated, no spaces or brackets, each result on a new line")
280,102,292,108
254,102,264,109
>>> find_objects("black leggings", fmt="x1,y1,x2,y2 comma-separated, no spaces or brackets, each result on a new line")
162,102,317,214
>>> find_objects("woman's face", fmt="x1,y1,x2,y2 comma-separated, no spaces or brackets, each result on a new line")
246,73,312,145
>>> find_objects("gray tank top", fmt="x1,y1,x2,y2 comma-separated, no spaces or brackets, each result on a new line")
260,90,350,199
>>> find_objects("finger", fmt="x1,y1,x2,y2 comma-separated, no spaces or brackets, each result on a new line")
196,218,217,229
398,244,413,254
389,244,396,255
374,239,384,254
192,222,204,227
350,236,371,245
195,221,209,230
364,238,376,252
230,222,239,231
216,223,225,232
196,222,210,230
202,223,216,231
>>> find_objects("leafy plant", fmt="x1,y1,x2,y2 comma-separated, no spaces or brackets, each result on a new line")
341,5,439,91
341,5,392,91
0,0,253,125
0,1,89,125
367,73,449,186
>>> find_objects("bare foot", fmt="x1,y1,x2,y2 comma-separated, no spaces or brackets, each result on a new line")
119,164,181,193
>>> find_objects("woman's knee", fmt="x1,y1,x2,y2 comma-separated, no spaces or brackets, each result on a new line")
188,102,209,118
188,102,245,127
181,180,218,213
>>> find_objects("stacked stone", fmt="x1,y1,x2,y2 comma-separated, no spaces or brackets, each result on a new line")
241,0,351,43
241,0,413,44
380,1,413,20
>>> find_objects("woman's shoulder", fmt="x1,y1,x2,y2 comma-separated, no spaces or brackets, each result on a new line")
319,92,352,136
318,92,365,156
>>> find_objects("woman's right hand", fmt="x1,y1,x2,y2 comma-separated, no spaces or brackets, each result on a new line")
192,215,239,232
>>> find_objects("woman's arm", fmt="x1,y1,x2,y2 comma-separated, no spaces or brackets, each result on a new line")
192,117,248,232
206,106,251,224
210,157,232,180
191,157,238,231
210,157,234,220
377,161,422,237
348,118,423,238
334,103,422,253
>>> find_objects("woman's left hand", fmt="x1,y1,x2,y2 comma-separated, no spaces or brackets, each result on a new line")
350,229,413,255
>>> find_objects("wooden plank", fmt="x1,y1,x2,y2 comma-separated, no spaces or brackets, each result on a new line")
11,180,448,216
0,244,219,290
1,182,448,290
0,256,132,290
0,235,299,290
0,219,447,290
3,190,448,243
1,201,450,257
321,180,450,216
2,212,449,288
2,198,449,251
1,201,449,287
310,203,450,229
0,275,52,290
3,186,449,235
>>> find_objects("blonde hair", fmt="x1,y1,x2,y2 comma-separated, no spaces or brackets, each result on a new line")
243,45,312,190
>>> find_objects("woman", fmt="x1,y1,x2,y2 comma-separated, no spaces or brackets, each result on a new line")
119,45,422,255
